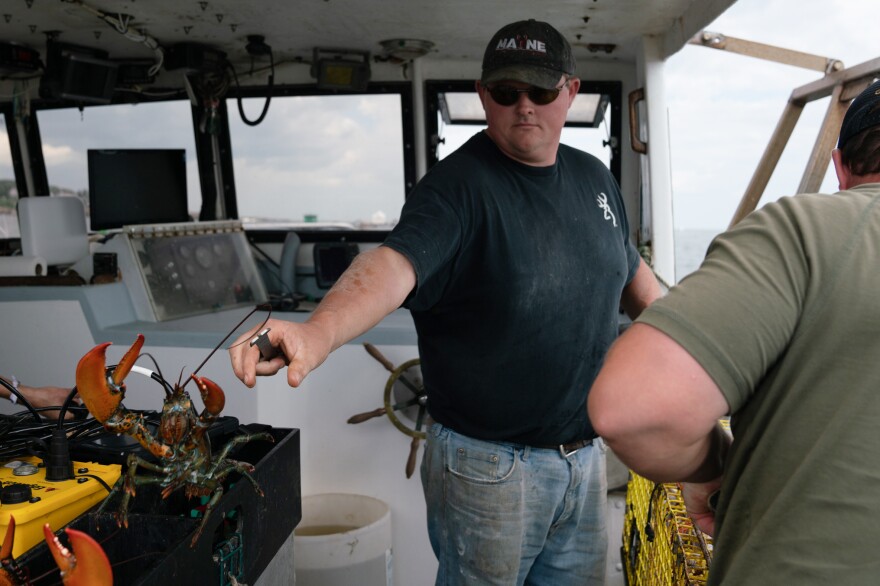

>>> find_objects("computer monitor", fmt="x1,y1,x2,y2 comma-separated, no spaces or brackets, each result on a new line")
87,149,191,231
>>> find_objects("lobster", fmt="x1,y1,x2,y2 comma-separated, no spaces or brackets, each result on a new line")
0,516,112,586
74,333,274,548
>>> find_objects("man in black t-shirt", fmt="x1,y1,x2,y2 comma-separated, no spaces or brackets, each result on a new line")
231,19,661,585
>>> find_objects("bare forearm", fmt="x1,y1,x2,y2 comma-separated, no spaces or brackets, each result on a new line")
620,259,663,319
605,422,729,483
307,245,416,352
229,245,417,389
0,378,76,419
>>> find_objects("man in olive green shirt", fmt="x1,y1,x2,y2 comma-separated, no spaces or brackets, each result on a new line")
589,79,880,584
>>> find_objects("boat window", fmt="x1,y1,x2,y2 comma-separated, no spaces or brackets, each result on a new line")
440,91,606,126
426,81,621,183
227,93,406,228
0,114,16,238
436,95,612,166
36,101,201,232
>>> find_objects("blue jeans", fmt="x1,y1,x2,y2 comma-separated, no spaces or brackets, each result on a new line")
421,423,608,585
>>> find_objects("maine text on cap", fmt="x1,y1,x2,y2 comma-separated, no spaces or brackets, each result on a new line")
494,37,547,55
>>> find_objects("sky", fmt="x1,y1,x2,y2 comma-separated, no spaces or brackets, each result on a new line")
664,0,876,230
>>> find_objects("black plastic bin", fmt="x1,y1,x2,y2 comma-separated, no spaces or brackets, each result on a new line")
17,425,301,586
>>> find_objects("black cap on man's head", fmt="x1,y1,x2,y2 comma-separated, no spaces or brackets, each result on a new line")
481,19,575,90
838,79,880,149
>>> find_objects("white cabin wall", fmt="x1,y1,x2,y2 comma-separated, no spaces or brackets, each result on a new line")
0,300,94,418
253,343,434,586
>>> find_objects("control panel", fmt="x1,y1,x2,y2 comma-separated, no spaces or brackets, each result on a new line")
0,456,121,558
88,221,267,321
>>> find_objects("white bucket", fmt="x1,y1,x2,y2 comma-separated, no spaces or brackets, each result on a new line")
293,493,393,586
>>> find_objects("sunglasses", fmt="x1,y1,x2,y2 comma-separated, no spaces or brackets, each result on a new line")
485,80,569,106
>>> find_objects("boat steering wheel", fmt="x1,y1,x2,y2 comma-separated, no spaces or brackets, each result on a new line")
347,344,428,478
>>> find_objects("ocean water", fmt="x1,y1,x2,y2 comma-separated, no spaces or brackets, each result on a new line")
674,228,722,283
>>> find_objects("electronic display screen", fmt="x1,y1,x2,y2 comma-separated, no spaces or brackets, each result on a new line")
88,149,191,231
314,242,359,289
59,53,118,104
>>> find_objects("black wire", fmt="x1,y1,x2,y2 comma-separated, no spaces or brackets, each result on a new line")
249,240,281,269
229,51,274,126
0,361,174,462
0,426,52,462
56,386,86,428
224,305,273,352
0,377,42,423
182,304,273,389
249,240,296,299
76,472,115,494
133,355,175,397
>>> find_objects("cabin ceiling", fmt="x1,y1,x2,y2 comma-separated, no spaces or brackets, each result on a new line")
1,0,736,81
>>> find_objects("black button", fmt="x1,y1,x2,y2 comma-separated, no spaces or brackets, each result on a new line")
1,483,33,505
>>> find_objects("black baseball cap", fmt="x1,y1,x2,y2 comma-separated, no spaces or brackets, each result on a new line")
838,78,880,149
481,19,575,90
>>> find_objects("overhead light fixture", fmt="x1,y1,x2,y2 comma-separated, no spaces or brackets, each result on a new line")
379,39,434,62
311,47,371,91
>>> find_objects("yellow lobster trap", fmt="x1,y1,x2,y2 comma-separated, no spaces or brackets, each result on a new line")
622,473,714,585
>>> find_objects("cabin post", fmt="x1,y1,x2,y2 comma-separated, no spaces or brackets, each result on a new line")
12,119,36,197
637,35,676,285
411,56,428,181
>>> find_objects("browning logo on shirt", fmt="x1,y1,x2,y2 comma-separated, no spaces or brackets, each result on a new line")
596,193,617,227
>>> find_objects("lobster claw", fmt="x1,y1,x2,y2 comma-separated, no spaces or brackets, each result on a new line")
43,524,113,586
76,335,145,423
0,517,17,586
0,517,13,563
191,375,226,416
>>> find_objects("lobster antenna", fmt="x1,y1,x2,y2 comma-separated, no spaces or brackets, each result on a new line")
182,303,272,390
141,352,173,397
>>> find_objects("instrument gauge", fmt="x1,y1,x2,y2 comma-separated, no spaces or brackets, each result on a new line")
195,245,212,269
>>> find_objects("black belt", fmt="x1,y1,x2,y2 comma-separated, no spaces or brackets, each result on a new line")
534,438,593,458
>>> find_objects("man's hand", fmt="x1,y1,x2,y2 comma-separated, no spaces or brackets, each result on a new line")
681,477,723,537
19,384,79,420
228,318,334,389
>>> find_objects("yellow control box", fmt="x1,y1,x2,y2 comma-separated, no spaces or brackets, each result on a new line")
0,456,121,558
